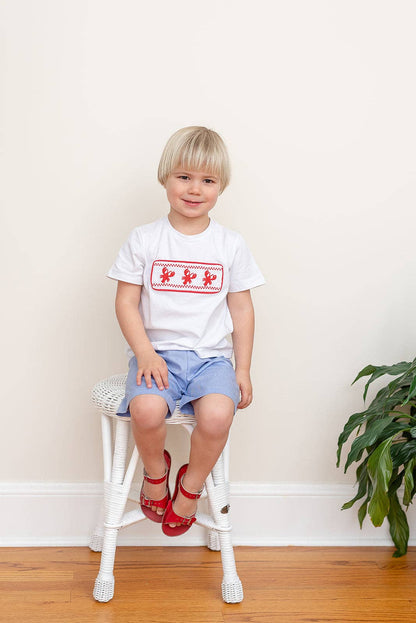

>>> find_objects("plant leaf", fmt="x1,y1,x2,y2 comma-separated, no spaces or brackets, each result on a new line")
404,375,416,406
352,365,377,386
403,458,416,507
358,498,368,528
377,422,412,448
344,418,393,472
367,438,393,526
391,439,416,467
341,461,369,510
336,410,373,467
370,387,411,417
387,491,409,558
352,362,413,402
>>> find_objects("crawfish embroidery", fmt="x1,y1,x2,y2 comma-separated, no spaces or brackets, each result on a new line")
203,270,217,287
160,266,175,284
182,268,197,285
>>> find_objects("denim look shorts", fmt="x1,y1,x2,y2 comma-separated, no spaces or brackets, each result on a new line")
116,350,240,417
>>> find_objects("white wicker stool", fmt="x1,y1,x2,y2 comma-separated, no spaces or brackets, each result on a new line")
89,373,243,604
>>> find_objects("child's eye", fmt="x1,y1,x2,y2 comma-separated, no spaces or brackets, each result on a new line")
203,178,215,184
178,175,190,180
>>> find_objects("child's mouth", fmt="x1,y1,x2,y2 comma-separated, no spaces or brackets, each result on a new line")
183,200,202,206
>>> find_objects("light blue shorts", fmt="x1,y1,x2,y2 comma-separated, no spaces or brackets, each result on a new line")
117,350,240,417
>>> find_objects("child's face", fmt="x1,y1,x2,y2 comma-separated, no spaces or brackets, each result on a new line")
165,169,220,223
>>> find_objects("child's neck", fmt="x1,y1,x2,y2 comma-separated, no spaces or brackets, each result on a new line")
167,212,211,236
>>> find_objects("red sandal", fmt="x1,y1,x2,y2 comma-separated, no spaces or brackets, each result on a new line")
140,449,171,524
162,464,203,537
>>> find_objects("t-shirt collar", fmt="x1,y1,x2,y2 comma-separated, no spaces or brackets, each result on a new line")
164,215,214,241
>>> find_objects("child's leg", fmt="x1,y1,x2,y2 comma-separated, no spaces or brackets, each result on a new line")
130,394,169,514
169,393,234,524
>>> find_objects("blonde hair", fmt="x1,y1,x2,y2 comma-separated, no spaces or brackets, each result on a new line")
158,126,231,193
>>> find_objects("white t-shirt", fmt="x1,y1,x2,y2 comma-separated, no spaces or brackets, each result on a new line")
107,216,265,359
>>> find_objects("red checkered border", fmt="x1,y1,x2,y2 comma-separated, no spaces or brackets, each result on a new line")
151,260,224,294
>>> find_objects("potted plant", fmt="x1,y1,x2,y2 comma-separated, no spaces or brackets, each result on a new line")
337,357,416,557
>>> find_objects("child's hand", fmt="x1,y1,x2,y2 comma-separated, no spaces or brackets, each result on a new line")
236,369,253,409
136,351,169,391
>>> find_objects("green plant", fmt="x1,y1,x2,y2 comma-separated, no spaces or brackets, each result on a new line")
337,357,416,557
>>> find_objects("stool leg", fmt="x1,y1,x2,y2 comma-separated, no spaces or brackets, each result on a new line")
218,530,244,603
207,509,221,551
206,443,243,603
90,413,114,553
93,417,136,603
89,502,105,552
207,438,229,552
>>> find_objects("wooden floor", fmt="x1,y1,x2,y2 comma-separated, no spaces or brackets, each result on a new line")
1,546,416,622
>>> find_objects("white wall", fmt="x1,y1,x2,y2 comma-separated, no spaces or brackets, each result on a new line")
1,0,416,542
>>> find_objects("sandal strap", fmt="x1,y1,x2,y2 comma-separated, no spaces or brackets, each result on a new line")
179,477,203,500
165,503,197,527
140,490,169,509
143,466,168,485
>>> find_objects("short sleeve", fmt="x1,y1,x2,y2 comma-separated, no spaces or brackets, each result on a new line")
106,228,145,285
228,234,266,292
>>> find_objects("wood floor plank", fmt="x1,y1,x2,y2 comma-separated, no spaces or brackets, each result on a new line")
0,590,71,604
0,603,225,623
0,569,73,581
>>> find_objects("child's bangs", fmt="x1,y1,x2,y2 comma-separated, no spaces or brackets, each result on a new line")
178,153,221,179
178,137,222,179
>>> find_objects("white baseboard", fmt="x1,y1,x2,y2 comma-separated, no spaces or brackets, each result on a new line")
1,482,415,548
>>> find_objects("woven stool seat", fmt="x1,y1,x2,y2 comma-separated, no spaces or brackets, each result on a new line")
92,373,197,425
90,374,243,604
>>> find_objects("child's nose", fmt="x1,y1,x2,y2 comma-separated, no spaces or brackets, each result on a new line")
189,180,202,194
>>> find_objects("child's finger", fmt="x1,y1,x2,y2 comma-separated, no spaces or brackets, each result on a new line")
160,366,169,389
136,369,144,386
238,395,248,409
237,387,246,409
238,384,252,409
153,370,165,391
144,370,153,388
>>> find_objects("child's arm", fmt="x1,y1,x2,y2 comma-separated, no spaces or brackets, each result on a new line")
227,290,255,409
115,281,169,390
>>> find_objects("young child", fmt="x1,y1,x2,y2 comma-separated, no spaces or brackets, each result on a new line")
107,126,265,536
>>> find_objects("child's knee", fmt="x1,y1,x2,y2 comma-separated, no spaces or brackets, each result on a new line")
129,395,168,429
196,401,234,439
